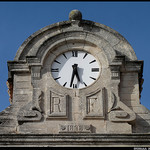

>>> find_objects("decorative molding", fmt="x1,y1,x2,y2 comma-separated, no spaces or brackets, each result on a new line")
16,77,44,122
17,89,43,122
32,89,43,113
110,65,120,80
0,134,150,146
109,92,136,123
31,66,42,81
109,92,120,111
17,101,42,122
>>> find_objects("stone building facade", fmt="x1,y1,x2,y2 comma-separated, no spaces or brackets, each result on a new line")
0,10,150,147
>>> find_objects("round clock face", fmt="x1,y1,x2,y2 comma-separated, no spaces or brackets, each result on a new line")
51,50,101,89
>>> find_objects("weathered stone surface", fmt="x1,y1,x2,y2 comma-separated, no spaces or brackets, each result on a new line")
0,134,150,147
106,122,132,133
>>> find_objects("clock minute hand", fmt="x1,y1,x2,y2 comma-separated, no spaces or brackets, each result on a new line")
75,67,80,82
70,71,75,87
70,64,77,87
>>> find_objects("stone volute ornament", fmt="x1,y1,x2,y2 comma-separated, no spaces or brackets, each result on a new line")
0,10,150,147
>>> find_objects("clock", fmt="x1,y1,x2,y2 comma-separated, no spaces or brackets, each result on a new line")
51,50,101,89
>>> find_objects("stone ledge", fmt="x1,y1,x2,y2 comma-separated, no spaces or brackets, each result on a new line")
0,134,150,147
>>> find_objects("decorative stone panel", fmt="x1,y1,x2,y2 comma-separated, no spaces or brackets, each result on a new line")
59,124,92,133
46,89,69,119
84,88,106,119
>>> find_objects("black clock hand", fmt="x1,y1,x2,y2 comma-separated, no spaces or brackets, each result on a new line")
75,67,80,82
70,70,75,87
70,64,77,87
70,64,81,87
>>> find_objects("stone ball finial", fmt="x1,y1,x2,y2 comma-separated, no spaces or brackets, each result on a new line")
69,9,82,21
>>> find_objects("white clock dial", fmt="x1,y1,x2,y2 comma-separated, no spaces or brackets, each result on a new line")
51,50,100,89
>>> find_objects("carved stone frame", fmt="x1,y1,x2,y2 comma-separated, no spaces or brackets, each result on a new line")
46,88,69,119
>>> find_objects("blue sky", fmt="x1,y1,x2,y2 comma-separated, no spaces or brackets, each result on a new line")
0,1,150,111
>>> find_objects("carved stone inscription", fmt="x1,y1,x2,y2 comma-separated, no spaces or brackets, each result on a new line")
52,97,61,113
59,124,92,133
87,98,99,114
84,88,105,119
47,90,69,119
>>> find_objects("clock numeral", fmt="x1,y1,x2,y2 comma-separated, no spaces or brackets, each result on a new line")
63,53,67,59
54,60,61,64
72,51,78,57
91,68,99,72
51,68,59,72
83,82,87,87
83,53,88,59
90,76,96,80
63,82,67,87
89,60,96,64
54,77,61,80
73,84,77,88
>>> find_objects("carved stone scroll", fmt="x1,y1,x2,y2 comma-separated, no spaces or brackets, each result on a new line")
17,101,42,122
109,92,136,123
32,88,43,113
109,56,136,123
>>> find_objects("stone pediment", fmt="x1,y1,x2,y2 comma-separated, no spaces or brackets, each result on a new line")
14,14,137,63
0,9,150,147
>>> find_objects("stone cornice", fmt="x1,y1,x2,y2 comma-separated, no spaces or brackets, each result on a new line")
0,134,149,147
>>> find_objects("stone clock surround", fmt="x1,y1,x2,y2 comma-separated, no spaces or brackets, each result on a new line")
0,10,150,146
